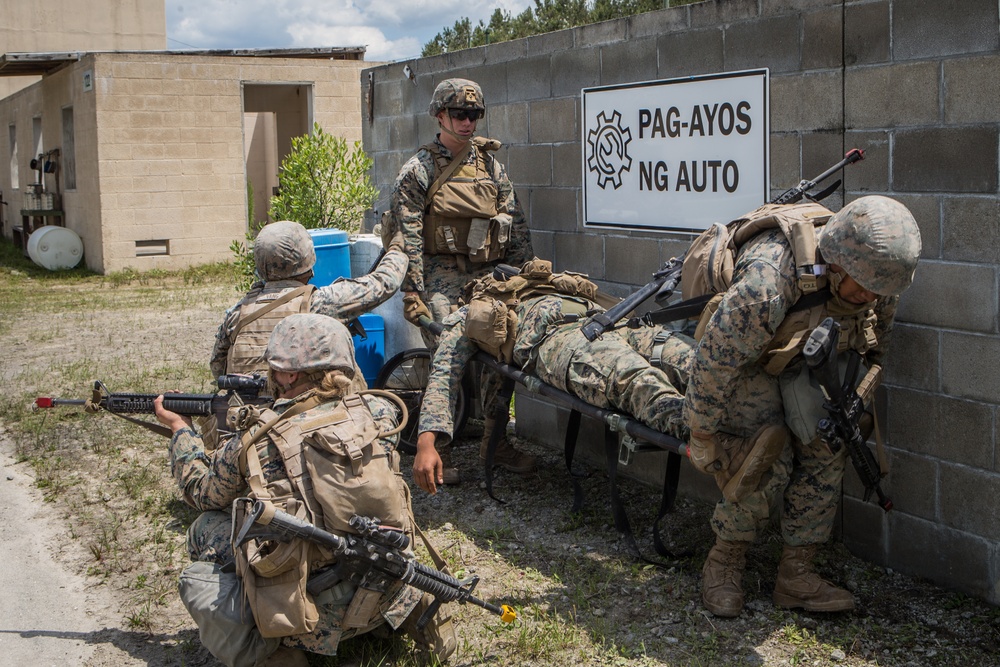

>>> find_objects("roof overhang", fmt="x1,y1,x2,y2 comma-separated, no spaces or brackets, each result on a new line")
0,46,367,78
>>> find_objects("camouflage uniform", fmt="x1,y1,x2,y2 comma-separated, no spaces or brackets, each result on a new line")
169,393,419,657
418,293,688,444
688,196,920,617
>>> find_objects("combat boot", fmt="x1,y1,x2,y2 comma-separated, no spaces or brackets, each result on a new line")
438,444,461,485
480,418,537,473
701,538,750,617
262,645,310,667
717,424,790,502
773,544,855,612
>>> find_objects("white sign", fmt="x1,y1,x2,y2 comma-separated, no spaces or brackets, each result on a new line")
582,69,769,233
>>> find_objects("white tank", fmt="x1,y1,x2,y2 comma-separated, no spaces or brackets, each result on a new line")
27,225,84,270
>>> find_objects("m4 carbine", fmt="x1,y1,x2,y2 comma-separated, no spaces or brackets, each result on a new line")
233,498,517,629
35,374,270,437
802,317,892,512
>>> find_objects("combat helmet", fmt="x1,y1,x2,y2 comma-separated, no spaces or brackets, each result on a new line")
266,313,356,375
429,78,485,117
819,195,921,296
254,220,316,281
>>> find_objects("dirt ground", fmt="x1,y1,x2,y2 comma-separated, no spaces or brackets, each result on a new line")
1,265,998,667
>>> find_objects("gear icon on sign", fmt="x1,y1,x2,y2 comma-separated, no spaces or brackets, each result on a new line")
587,110,632,190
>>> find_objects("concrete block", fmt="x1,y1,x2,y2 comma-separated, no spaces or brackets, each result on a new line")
554,230,604,278
771,71,843,132
889,194,940,259
526,28,575,57
551,48,601,98
471,63,509,106
483,37,527,65
770,132,801,191
882,323,938,391
530,187,579,233
508,144,552,188
893,0,999,61
845,62,939,128
552,143,583,189
844,1,890,66
941,332,1000,403
840,495,889,566
801,132,847,186
886,513,993,600
896,261,997,333
843,131,889,193
486,102,530,146
882,450,938,521
528,98,578,144
657,28,725,79
531,230,555,263
575,17,627,48
942,196,1000,264
599,38,658,87
940,463,1000,540
944,56,1000,125
628,6,689,39
887,388,994,469
894,128,999,193
605,235,662,285
724,15,802,74
507,54,552,101
802,7,843,71
690,0,760,28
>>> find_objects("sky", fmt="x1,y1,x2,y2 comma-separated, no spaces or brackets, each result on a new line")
165,0,534,63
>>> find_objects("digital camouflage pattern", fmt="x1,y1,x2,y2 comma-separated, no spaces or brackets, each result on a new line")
254,221,316,281
418,294,688,445
428,78,484,117
265,313,356,374
818,195,921,296
170,393,419,656
209,243,406,378
682,223,905,547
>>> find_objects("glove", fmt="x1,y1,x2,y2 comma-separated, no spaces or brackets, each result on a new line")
687,431,730,481
403,293,432,325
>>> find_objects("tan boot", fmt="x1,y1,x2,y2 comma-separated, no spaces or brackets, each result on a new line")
438,444,462,485
717,424,789,503
773,544,855,612
701,538,750,617
480,418,537,474
262,645,310,667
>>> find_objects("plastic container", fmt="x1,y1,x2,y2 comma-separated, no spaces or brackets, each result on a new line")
349,234,383,278
352,312,385,387
307,228,350,287
27,225,84,270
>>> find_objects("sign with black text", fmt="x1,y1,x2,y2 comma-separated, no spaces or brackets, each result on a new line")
582,69,769,232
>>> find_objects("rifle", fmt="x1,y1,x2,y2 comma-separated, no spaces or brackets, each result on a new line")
579,149,866,339
233,498,517,629
34,374,271,438
802,317,892,512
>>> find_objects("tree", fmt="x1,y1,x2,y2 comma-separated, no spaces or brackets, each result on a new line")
421,0,694,55
269,123,377,234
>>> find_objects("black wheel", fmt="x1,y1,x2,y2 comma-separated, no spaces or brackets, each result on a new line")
374,348,470,455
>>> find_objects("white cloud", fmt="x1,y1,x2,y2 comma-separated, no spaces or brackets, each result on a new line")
166,0,533,61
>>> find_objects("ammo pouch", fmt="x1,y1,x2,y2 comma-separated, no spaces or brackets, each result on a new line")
465,295,518,363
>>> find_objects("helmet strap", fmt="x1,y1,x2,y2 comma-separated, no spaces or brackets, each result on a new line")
437,116,473,147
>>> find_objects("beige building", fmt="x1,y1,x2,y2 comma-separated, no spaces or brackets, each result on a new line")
0,49,372,273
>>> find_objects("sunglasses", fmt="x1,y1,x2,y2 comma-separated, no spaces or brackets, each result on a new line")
447,108,484,122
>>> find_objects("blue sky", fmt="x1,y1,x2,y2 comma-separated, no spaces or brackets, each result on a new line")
165,1,534,63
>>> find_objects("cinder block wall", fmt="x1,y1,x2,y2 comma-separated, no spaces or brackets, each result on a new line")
361,0,1000,603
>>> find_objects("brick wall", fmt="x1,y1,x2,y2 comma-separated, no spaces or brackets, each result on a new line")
362,0,1000,603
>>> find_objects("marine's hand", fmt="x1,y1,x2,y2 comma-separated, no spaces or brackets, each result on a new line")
153,393,193,433
413,431,443,495
403,293,431,325
687,431,730,480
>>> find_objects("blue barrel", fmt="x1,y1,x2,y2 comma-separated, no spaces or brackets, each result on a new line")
307,228,351,287
352,312,385,387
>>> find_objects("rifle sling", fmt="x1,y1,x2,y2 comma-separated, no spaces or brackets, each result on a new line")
425,142,473,204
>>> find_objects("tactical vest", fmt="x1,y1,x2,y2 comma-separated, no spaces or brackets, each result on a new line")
234,391,411,638
421,138,511,264
462,259,616,362
227,283,316,375
683,202,877,375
